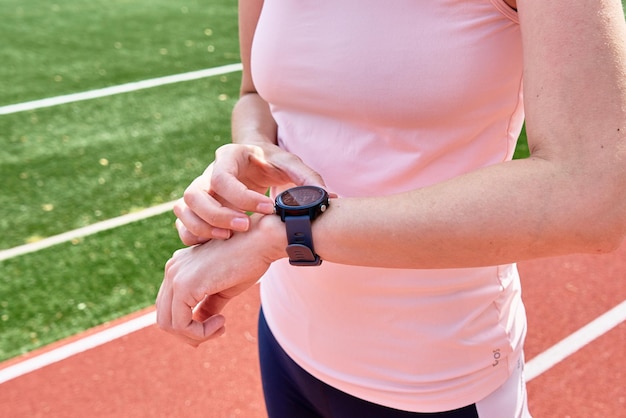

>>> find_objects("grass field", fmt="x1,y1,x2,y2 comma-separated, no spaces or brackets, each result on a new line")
1,0,543,362
0,0,239,361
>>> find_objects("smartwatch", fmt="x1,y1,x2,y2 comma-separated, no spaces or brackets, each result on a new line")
274,186,330,266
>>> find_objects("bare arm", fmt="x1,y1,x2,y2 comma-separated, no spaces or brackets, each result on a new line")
232,0,276,147
206,0,626,267
296,0,626,268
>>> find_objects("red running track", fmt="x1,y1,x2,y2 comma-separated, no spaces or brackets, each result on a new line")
1,242,624,417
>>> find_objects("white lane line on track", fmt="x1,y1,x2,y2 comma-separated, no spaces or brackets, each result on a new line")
524,298,626,382
0,299,624,386
0,311,156,384
0,201,175,262
0,63,243,115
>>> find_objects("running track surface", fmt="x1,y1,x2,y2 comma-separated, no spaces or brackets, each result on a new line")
1,242,624,417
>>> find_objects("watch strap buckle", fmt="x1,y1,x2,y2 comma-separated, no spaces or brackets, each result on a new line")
286,244,322,266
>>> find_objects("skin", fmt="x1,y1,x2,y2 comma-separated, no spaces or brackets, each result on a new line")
156,0,626,346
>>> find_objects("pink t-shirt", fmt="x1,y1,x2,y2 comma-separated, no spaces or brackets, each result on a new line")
253,0,526,412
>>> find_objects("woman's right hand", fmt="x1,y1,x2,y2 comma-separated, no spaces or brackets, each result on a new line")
174,142,328,246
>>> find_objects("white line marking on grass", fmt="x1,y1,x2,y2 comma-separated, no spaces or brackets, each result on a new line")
1,63,244,258
0,201,176,262
525,299,626,381
0,63,243,115
0,311,156,384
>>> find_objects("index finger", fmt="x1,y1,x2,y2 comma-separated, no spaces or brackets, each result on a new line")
211,168,275,214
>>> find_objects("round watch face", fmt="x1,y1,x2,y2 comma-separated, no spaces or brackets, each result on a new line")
280,186,325,207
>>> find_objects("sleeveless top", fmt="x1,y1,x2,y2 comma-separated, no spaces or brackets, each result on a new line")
252,0,526,412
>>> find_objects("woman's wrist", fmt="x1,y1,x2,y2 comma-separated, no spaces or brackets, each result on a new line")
251,213,288,263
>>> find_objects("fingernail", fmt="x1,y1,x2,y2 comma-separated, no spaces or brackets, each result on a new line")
256,202,275,214
230,217,249,231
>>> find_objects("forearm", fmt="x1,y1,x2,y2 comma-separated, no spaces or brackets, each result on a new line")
238,0,626,269
303,1,626,269
299,157,625,269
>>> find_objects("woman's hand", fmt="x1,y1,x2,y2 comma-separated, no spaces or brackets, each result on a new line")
174,142,327,246
156,214,285,347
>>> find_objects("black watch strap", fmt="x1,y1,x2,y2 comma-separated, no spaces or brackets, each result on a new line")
284,215,321,266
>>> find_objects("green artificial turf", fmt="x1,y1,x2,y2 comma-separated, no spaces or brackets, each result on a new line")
0,0,240,361
0,74,240,250
0,0,239,105
0,213,181,360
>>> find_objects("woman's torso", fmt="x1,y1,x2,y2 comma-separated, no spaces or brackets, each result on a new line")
253,0,526,412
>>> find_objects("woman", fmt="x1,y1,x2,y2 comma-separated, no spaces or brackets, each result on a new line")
156,1,626,416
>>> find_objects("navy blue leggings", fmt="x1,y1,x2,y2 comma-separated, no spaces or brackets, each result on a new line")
258,309,479,418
